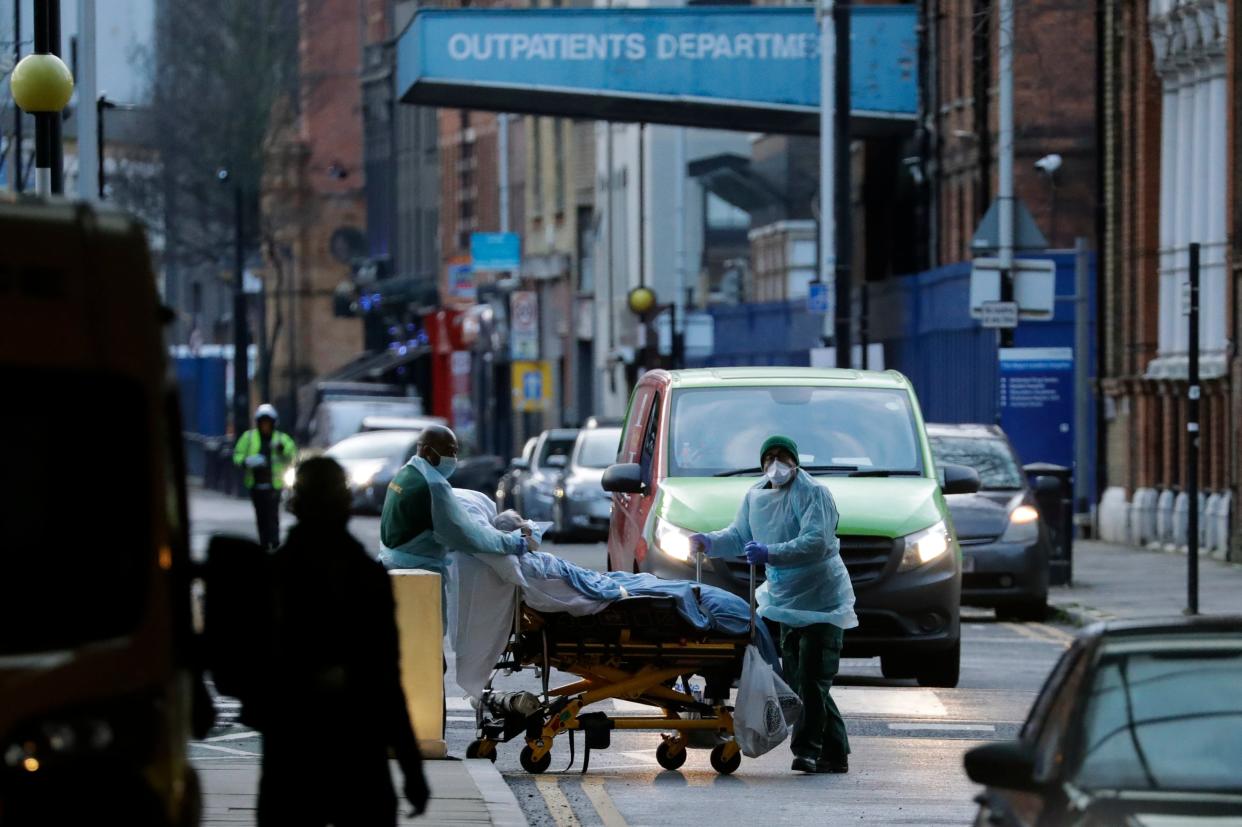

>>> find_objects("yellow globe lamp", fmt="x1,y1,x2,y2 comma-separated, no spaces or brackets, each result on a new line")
10,53,75,113
628,286,657,316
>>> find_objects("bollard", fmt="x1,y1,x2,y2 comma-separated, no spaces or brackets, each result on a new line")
389,569,447,758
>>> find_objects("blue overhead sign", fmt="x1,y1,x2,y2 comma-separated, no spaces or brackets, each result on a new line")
470,232,521,271
397,6,917,135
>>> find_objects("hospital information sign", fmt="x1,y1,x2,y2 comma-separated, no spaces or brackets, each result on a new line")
398,6,917,133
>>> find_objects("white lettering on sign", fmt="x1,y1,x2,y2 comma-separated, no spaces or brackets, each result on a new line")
446,32,815,62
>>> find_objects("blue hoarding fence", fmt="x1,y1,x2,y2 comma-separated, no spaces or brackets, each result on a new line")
175,356,229,485
398,6,917,135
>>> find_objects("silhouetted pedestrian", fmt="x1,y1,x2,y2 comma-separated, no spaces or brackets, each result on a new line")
251,456,429,826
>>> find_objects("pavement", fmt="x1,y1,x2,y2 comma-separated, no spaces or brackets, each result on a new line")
1050,538,1242,624
196,758,523,826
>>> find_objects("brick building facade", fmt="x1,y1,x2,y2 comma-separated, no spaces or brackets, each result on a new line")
927,0,1098,264
1096,0,1239,561
260,0,394,427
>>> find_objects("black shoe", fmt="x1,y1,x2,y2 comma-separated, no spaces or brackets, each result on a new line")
816,757,849,774
791,756,818,773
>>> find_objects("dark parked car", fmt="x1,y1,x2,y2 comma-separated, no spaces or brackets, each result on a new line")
453,454,507,497
553,425,622,541
496,437,537,512
324,428,420,513
928,423,1056,621
966,616,1242,827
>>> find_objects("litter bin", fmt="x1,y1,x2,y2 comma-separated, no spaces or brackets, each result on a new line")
1024,463,1073,586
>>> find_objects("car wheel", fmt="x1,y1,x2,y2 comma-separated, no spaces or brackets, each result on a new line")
998,598,1049,623
880,655,916,680
914,640,960,688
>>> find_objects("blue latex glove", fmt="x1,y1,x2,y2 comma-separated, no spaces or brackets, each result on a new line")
689,533,712,556
744,541,769,565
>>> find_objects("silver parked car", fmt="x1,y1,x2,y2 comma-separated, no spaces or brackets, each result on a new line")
514,428,579,523
553,425,622,540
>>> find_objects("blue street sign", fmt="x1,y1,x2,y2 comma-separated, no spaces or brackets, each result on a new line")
999,347,1074,469
397,6,917,135
807,282,831,315
470,232,522,271
523,368,543,402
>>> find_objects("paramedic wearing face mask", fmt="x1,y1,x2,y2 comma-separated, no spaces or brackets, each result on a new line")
379,425,534,580
689,435,858,775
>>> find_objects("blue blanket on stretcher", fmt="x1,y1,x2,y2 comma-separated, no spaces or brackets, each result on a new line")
521,555,782,672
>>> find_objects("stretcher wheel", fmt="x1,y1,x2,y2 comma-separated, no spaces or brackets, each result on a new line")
710,744,741,775
520,745,552,774
466,740,497,762
655,741,687,771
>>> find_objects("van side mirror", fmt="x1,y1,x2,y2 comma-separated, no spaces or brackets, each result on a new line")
940,463,981,495
510,458,530,471
1033,475,1063,494
963,741,1045,792
602,463,645,494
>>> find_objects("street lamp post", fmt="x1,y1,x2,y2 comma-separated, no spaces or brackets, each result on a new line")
218,168,250,440
97,95,115,198
9,1,74,196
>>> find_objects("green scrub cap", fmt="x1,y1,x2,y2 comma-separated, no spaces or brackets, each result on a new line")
760,434,800,466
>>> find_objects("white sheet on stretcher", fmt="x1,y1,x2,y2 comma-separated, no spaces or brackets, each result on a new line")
451,489,617,699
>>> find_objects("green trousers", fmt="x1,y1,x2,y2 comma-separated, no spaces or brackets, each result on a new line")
781,622,850,762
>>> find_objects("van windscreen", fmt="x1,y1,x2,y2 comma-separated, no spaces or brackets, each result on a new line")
668,385,924,478
0,369,151,654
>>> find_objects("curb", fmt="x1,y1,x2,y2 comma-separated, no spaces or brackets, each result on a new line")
463,758,527,827
1049,600,1115,629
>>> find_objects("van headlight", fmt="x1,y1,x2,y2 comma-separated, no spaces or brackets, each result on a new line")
1001,504,1040,543
899,521,951,571
654,518,695,563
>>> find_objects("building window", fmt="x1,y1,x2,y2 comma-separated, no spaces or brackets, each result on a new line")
1147,2,1229,378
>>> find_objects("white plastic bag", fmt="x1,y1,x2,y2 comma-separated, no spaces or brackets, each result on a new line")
733,644,803,758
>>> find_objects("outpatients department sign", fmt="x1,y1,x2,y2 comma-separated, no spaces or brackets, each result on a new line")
398,6,916,133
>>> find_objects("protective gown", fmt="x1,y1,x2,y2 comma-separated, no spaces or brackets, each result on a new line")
704,469,858,630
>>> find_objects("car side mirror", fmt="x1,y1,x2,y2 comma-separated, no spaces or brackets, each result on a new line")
602,462,645,494
510,458,530,471
1033,475,1063,494
547,455,568,469
940,463,981,495
963,741,1045,792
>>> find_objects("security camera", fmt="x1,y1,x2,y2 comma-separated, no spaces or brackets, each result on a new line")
1034,154,1063,175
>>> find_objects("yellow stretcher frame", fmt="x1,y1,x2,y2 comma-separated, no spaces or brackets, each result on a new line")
468,592,751,775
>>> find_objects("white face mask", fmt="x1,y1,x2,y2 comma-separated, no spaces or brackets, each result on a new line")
765,459,794,486
427,448,457,480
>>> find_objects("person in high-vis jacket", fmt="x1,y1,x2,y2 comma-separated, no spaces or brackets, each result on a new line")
233,403,297,548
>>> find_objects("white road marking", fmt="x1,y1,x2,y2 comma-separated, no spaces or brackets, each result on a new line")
609,700,669,715
206,731,259,742
832,688,947,717
887,722,996,733
191,742,260,757
534,776,581,827
582,777,628,827
447,715,477,722
446,697,475,711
